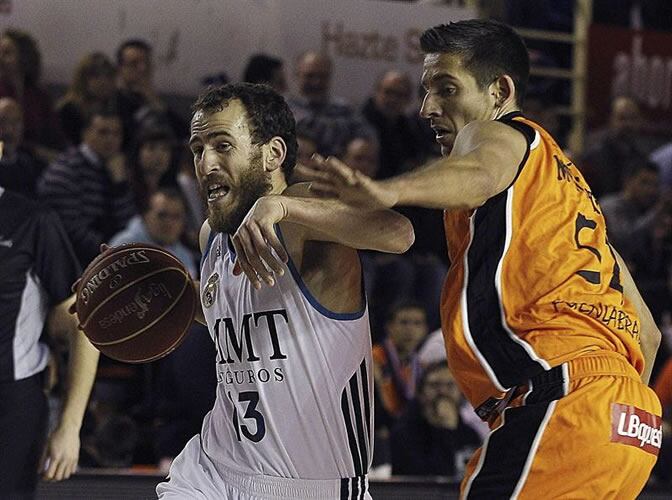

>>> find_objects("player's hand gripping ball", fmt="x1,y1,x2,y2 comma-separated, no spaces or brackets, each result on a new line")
73,243,197,363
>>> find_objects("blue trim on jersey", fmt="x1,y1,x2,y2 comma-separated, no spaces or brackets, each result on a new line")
200,229,218,272
276,225,366,321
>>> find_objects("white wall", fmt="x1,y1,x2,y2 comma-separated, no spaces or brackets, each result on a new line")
2,0,474,105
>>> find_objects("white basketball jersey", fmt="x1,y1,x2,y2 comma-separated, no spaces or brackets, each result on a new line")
199,230,373,480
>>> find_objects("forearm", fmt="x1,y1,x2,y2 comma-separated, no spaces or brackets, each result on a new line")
58,329,99,430
615,251,661,384
282,196,414,254
382,156,495,210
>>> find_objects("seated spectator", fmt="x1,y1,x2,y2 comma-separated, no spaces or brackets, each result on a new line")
153,323,216,473
110,187,197,277
287,51,372,157
0,28,65,155
362,70,425,178
289,125,320,184
579,95,649,198
0,97,45,197
336,134,445,330
175,145,206,250
115,39,187,147
57,52,117,147
600,161,660,258
126,123,176,211
80,413,139,468
602,161,672,319
38,108,137,267
242,53,287,94
390,362,481,478
650,140,672,191
341,135,379,178
373,301,428,419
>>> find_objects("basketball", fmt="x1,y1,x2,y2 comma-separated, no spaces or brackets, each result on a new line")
74,243,197,363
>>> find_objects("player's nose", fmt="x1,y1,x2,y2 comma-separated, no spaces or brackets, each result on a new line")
201,147,222,174
420,92,441,119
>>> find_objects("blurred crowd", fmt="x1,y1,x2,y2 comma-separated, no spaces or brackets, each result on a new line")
1,0,672,486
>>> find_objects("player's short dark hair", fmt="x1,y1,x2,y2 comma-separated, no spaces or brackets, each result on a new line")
243,54,283,85
192,83,298,179
420,19,529,106
116,38,152,66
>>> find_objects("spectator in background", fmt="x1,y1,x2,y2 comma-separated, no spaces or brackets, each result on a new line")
341,135,380,179
0,97,45,198
79,414,139,468
242,53,287,94
57,52,117,147
579,95,648,198
651,139,672,191
153,322,215,473
337,133,445,331
287,51,372,157
390,362,481,478
602,161,672,320
38,108,137,267
115,39,186,147
288,124,320,184
109,187,202,469
0,28,64,156
600,161,660,258
126,123,177,211
125,124,205,250
110,188,197,277
362,70,425,179
373,301,428,420
295,125,318,167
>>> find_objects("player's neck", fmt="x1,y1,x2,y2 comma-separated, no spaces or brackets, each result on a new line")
492,104,520,120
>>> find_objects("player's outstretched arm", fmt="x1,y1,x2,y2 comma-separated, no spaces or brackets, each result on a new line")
231,183,414,289
614,250,662,385
42,294,99,481
312,121,526,211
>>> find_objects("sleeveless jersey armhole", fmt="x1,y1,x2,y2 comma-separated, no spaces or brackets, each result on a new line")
275,224,366,321
498,113,537,189
200,230,218,274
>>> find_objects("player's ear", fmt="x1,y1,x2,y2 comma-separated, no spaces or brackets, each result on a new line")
490,75,516,109
263,137,287,172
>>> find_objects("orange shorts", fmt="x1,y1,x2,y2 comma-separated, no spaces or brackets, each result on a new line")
461,352,662,499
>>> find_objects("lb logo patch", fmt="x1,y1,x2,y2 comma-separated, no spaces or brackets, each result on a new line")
611,403,662,456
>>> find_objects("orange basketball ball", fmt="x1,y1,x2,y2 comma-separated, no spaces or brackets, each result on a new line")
75,243,197,363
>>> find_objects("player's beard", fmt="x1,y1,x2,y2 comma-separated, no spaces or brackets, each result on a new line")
206,149,272,235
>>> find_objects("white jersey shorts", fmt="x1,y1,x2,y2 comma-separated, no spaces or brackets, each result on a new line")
156,435,371,500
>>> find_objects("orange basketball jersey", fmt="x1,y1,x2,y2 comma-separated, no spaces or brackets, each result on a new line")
441,112,644,410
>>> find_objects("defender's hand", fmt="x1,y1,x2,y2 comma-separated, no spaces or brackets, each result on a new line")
310,155,397,209
231,196,289,289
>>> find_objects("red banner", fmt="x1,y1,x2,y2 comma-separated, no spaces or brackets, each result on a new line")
588,24,672,128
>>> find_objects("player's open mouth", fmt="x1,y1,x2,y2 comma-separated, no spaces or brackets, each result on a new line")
207,184,230,202
432,126,453,140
